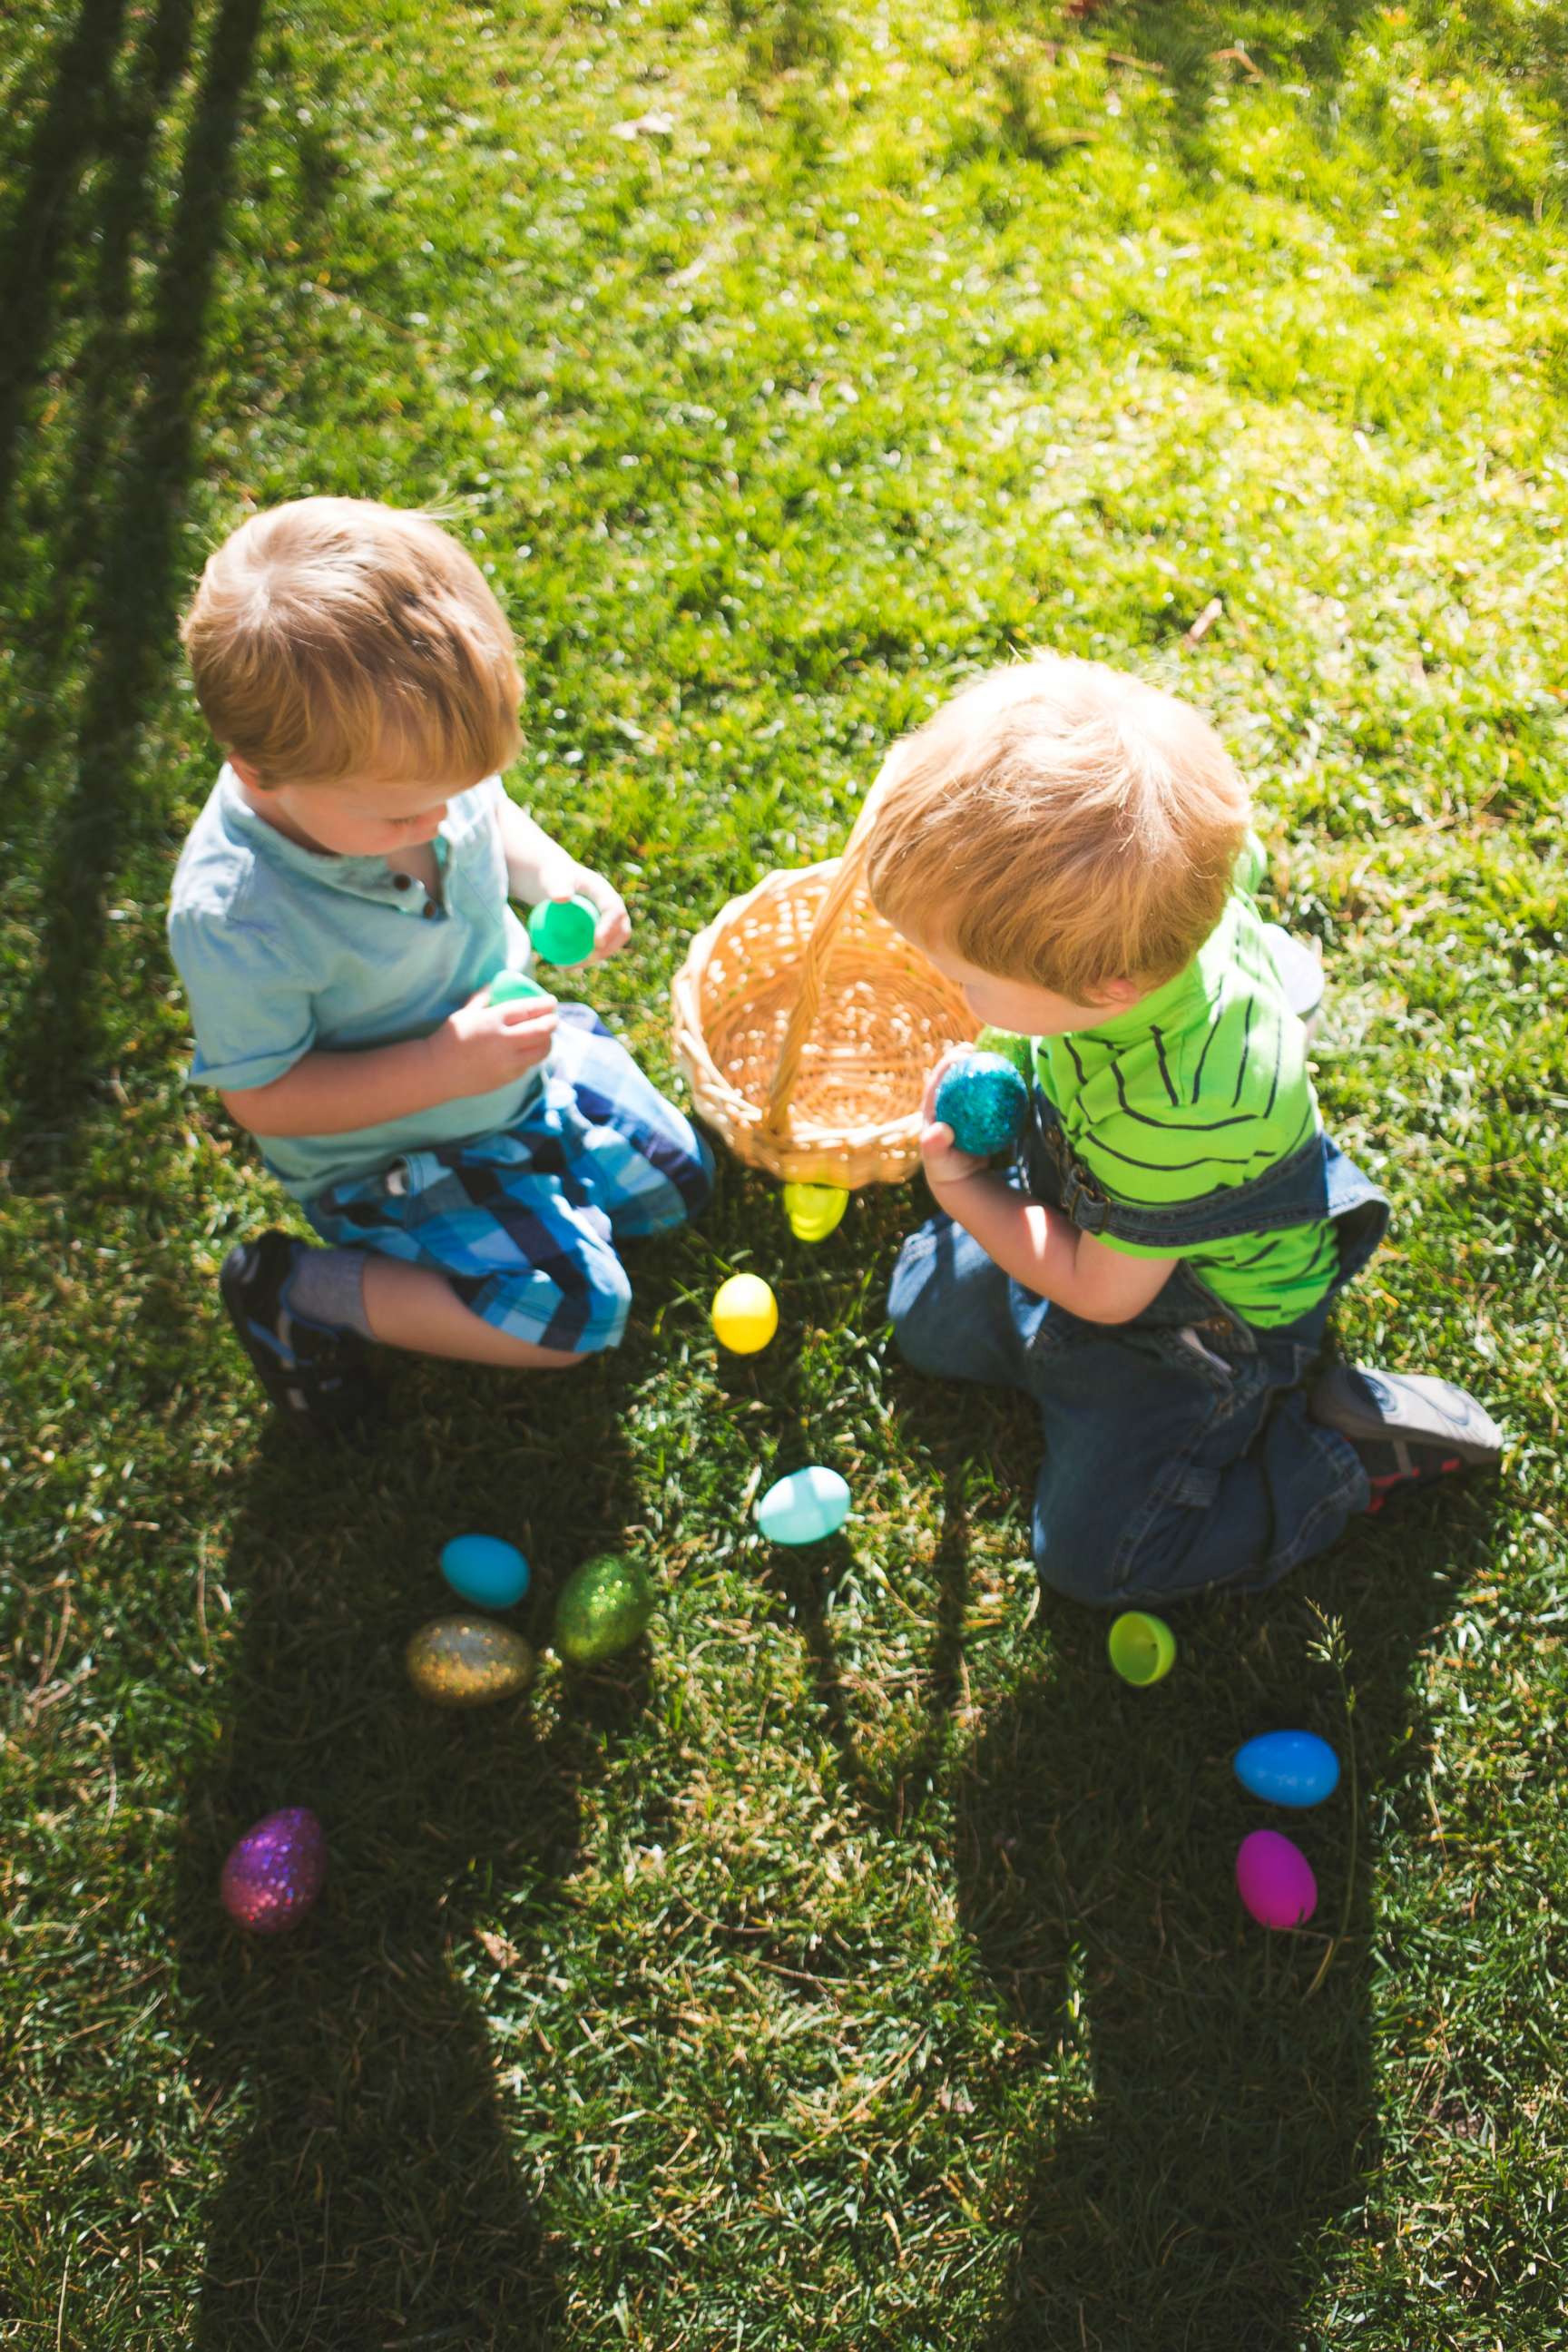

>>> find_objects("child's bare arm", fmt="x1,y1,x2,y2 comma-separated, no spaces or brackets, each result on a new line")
918,1060,1176,1325
495,797,631,960
498,799,581,904
925,1167,1176,1323
221,993,557,1139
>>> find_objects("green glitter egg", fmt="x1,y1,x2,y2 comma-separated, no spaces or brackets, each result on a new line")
406,1617,535,1707
553,1554,656,1665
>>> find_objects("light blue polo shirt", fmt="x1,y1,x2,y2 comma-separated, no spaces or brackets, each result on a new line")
168,767,537,1200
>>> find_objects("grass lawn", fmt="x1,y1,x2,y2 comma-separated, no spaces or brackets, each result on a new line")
4,0,1568,2342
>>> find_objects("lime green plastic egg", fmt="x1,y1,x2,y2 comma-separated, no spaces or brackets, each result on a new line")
782,1182,848,1243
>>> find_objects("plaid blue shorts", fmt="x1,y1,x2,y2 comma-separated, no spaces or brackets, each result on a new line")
303,1006,713,1355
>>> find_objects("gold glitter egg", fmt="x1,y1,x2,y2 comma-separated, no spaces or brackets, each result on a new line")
405,1616,535,1708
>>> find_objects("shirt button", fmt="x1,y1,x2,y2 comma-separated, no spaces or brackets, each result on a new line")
422,902,437,919
393,874,412,891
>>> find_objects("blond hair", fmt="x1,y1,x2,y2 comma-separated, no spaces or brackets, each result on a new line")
181,497,523,789
864,656,1251,998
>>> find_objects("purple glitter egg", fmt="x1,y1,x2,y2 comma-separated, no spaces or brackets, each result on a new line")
220,1807,327,1935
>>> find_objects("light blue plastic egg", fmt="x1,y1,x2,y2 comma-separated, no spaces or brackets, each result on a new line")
755,1466,851,1546
440,1534,531,1612
1233,1730,1339,1809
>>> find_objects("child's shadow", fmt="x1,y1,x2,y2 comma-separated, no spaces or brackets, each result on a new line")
952,1499,1496,2352
173,1360,651,2350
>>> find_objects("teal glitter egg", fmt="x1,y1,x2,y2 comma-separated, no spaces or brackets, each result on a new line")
935,1052,1030,1158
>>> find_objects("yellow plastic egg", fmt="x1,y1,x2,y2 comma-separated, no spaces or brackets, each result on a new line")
710,1272,779,1355
405,1617,535,1708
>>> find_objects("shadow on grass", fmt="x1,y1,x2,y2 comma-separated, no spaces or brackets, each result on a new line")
0,0,265,1183
962,0,1379,174
951,1496,1494,2352
756,1446,981,1828
0,0,134,523
172,1350,659,2349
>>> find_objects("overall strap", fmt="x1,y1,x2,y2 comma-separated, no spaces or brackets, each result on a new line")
1025,1090,1357,1252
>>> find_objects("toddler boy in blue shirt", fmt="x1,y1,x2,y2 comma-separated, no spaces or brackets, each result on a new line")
169,497,712,1430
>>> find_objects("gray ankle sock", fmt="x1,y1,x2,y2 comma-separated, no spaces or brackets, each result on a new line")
283,1246,375,1340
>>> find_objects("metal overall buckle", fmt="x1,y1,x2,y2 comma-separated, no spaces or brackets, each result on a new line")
1057,1153,1110,1235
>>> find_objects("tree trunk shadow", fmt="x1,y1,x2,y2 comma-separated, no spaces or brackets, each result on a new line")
2,0,264,1183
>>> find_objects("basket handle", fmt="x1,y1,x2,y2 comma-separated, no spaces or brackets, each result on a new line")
760,760,897,1143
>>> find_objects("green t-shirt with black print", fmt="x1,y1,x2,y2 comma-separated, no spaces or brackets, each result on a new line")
1031,880,1338,1330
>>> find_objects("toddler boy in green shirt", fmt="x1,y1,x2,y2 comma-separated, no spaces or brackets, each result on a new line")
867,657,1501,1605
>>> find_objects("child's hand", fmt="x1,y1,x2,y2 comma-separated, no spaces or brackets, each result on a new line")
434,989,558,1099
919,1052,988,1191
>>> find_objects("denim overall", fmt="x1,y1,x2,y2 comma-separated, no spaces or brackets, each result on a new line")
887,1091,1390,1606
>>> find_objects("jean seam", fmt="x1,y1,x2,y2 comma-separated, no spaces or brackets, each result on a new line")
1103,1373,1241,1587
1263,1424,1369,1576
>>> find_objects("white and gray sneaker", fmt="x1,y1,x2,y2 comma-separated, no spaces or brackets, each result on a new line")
1308,1363,1503,1514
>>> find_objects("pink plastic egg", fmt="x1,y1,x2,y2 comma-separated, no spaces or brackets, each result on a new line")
220,1807,327,1935
1235,1829,1317,1930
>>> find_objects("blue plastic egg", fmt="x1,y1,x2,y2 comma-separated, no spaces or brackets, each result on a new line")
755,1466,851,1546
1233,1730,1339,1809
935,1052,1030,1159
440,1534,531,1611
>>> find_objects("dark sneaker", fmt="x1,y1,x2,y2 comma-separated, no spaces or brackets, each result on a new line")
220,1230,381,1435
1309,1363,1503,1514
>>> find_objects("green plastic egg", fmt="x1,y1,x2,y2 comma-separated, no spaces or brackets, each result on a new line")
527,896,599,966
488,969,551,1006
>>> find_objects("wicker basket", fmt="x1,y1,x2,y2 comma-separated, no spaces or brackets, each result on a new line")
671,773,977,1189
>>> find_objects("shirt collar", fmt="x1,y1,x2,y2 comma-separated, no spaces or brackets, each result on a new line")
1066,898,1235,1049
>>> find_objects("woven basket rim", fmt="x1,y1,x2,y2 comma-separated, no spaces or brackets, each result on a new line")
671,854,974,1187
